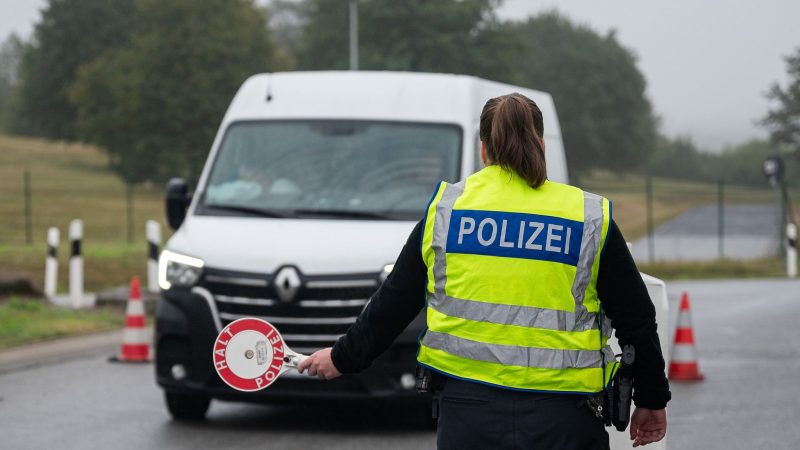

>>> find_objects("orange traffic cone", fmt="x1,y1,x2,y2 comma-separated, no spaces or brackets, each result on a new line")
668,292,704,381
112,276,151,362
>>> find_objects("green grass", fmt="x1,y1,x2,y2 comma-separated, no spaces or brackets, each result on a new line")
0,297,124,348
0,134,169,244
0,134,170,292
0,243,152,292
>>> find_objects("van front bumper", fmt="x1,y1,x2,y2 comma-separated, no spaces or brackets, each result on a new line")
155,288,427,403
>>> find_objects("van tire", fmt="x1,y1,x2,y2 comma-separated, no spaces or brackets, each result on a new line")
165,391,210,420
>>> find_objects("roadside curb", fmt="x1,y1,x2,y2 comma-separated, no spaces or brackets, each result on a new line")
0,327,153,374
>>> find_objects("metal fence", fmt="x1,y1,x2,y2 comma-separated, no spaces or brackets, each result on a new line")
0,169,167,247
582,175,791,263
1,165,793,263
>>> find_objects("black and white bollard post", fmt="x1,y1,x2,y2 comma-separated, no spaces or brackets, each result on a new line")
69,219,84,308
44,227,59,298
146,220,161,292
787,223,797,278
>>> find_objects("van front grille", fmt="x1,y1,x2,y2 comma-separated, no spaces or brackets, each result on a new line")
200,267,379,353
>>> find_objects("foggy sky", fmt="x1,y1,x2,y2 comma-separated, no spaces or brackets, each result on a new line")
2,0,798,151
499,0,800,151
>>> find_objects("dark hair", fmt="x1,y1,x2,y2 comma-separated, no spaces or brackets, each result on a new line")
479,93,546,187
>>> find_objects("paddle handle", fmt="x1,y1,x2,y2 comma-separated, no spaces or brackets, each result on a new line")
281,349,308,370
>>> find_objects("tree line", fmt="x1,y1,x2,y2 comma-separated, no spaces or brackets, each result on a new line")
0,0,796,187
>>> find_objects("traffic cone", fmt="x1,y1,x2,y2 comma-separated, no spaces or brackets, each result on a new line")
111,276,151,362
668,292,704,381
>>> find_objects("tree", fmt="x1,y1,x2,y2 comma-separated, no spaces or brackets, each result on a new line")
763,48,800,155
12,0,135,139
290,0,498,72
478,13,657,179
647,135,710,182
716,139,778,187
70,0,285,183
0,33,24,131
646,137,791,187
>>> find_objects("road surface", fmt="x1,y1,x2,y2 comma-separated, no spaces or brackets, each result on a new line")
665,279,800,450
1,278,799,449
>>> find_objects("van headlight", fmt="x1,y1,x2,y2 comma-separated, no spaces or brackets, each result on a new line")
158,250,204,290
379,263,395,283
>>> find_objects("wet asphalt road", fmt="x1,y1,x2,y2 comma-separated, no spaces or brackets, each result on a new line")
0,352,435,450
0,354,434,450
2,278,799,450
664,279,800,450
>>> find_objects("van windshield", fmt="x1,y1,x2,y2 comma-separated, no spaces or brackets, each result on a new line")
197,120,462,221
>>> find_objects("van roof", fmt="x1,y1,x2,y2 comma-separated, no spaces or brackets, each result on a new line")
224,71,561,138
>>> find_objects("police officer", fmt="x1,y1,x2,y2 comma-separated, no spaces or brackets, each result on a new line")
299,93,670,449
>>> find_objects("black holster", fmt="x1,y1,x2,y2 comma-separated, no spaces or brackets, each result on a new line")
415,364,431,393
416,365,446,419
604,345,635,431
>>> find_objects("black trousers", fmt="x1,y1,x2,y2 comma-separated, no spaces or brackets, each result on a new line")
436,376,610,450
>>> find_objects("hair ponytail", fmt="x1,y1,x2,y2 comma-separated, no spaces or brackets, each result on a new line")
479,93,547,187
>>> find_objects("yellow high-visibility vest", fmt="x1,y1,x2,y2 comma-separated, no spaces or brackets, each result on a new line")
418,165,617,393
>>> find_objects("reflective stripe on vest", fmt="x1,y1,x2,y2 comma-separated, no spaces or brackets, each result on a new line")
418,166,614,393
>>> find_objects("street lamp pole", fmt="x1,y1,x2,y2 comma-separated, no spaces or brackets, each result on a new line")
349,0,358,70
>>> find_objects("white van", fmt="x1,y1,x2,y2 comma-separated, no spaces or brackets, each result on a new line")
155,71,568,416
155,71,667,449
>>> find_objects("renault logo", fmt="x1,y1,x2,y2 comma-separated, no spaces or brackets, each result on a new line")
273,266,302,303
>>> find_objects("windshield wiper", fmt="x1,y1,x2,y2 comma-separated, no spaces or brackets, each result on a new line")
292,208,391,220
204,204,293,218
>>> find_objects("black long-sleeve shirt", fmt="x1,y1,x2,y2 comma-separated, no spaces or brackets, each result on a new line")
332,220,671,409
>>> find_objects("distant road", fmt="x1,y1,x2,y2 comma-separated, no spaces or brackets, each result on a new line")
631,203,782,262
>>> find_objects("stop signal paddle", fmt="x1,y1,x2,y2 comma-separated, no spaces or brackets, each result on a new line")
213,318,308,392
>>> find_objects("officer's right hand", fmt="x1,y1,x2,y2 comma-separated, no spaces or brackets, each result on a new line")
630,407,667,447
297,347,342,380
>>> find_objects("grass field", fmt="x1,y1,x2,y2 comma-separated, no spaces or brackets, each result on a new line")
0,134,168,243
0,134,169,292
0,133,795,294
0,297,124,348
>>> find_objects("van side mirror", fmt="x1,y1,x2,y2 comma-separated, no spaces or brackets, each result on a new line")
166,178,191,230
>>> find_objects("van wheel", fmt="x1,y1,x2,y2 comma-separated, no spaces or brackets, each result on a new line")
165,391,210,420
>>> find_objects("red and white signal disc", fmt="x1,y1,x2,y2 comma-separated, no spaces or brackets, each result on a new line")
213,318,287,392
